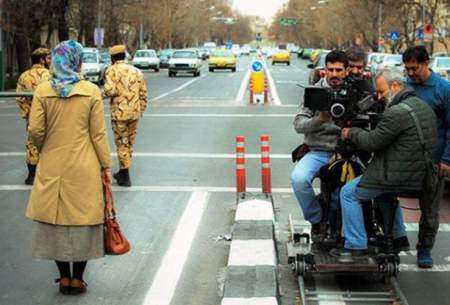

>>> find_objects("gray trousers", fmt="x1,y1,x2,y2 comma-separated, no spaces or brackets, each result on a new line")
417,177,445,250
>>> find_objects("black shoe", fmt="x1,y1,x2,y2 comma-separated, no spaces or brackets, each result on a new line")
393,236,410,252
311,222,326,243
116,169,131,187
24,164,36,185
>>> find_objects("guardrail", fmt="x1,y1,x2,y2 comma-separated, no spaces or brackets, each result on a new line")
0,92,33,98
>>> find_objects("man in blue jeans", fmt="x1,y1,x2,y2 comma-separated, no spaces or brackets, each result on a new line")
338,68,437,256
290,50,348,240
403,46,450,268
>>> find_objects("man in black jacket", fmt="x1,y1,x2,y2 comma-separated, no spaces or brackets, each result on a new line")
336,68,437,255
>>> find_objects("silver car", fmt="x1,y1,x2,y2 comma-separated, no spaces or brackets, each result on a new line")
132,49,160,72
429,57,450,80
81,48,106,84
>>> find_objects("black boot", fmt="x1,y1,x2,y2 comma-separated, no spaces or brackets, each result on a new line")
120,169,131,187
24,164,36,185
114,169,131,187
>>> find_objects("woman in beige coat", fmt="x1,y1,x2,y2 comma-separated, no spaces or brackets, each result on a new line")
26,40,112,294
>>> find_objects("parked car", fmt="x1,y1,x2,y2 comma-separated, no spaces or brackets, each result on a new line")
272,50,290,65
168,49,202,77
371,54,403,76
429,56,450,80
367,52,384,75
81,48,107,84
307,51,330,85
208,49,236,72
159,49,174,68
231,44,241,56
132,49,160,72
432,51,450,58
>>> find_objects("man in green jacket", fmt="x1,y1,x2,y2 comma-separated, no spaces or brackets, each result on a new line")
336,68,437,256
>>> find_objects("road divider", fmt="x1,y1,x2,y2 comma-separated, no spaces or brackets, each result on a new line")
221,135,278,305
265,68,281,105
235,69,251,103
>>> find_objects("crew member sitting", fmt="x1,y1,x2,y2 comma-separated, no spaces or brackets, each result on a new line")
336,68,437,256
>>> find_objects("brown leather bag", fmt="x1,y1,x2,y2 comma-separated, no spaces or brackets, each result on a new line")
103,181,131,255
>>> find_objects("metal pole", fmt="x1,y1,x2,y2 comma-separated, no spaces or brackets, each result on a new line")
96,0,101,48
378,1,382,48
0,1,4,90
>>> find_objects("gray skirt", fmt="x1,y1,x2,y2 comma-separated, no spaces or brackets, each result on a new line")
32,221,104,261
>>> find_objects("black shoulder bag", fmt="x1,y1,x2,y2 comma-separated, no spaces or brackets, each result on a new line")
399,103,439,194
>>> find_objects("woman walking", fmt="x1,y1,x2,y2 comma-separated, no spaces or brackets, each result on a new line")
26,40,112,294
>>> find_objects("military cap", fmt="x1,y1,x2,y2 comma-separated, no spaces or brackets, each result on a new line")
109,45,127,55
31,47,51,56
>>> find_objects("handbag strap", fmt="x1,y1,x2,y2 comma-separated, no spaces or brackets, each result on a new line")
399,103,437,173
399,103,425,149
103,179,116,219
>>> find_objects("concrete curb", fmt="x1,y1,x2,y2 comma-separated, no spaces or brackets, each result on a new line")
221,195,279,305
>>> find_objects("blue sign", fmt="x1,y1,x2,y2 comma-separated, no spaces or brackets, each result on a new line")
251,60,263,72
390,31,400,41
417,27,424,40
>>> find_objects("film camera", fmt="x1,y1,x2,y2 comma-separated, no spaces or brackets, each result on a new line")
303,77,380,128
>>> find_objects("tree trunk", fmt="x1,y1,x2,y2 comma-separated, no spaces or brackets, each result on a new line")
15,35,30,72
56,0,69,41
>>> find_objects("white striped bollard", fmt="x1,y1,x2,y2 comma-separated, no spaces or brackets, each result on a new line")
260,135,272,194
236,136,246,196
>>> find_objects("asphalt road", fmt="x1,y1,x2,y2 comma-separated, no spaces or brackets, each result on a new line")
0,55,449,305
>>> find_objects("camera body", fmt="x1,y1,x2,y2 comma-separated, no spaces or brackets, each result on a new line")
303,77,379,128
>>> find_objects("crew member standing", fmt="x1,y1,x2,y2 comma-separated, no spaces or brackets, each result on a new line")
16,47,51,185
103,45,148,186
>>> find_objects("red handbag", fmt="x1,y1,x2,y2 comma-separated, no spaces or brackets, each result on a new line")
103,180,131,255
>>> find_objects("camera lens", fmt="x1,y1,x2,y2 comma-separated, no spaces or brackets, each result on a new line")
330,103,346,118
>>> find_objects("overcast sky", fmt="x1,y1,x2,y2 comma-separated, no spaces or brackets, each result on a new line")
232,0,288,21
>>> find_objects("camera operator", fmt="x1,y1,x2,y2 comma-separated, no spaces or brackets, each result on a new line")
335,68,437,256
290,50,348,239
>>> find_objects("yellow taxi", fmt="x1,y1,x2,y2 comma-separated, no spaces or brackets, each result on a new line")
208,49,237,72
272,50,290,65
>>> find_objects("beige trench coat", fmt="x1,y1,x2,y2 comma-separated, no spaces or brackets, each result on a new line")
26,80,112,225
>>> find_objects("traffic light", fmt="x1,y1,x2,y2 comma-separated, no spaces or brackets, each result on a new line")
424,23,433,34
256,33,262,42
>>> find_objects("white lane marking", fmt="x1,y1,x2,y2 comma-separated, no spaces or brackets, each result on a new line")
228,240,276,266
0,152,292,159
399,264,450,272
293,220,450,232
144,113,293,117
0,113,294,118
235,69,251,102
142,191,209,305
276,80,299,84
265,68,281,105
0,185,297,193
222,297,278,305
235,199,274,221
152,75,205,101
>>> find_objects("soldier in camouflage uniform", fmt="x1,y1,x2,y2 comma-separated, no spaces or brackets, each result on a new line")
103,45,148,187
16,47,51,185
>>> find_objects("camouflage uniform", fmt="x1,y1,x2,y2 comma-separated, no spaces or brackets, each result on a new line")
16,64,51,165
103,60,148,169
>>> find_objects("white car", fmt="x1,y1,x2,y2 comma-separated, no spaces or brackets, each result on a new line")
168,49,202,77
132,49,160,72
377,54,403,73
241,47,250,56
81,48,106,84
429,57,450,80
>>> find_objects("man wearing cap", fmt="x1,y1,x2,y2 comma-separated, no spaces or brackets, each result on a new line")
103,45,148,187
16,47,52,185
